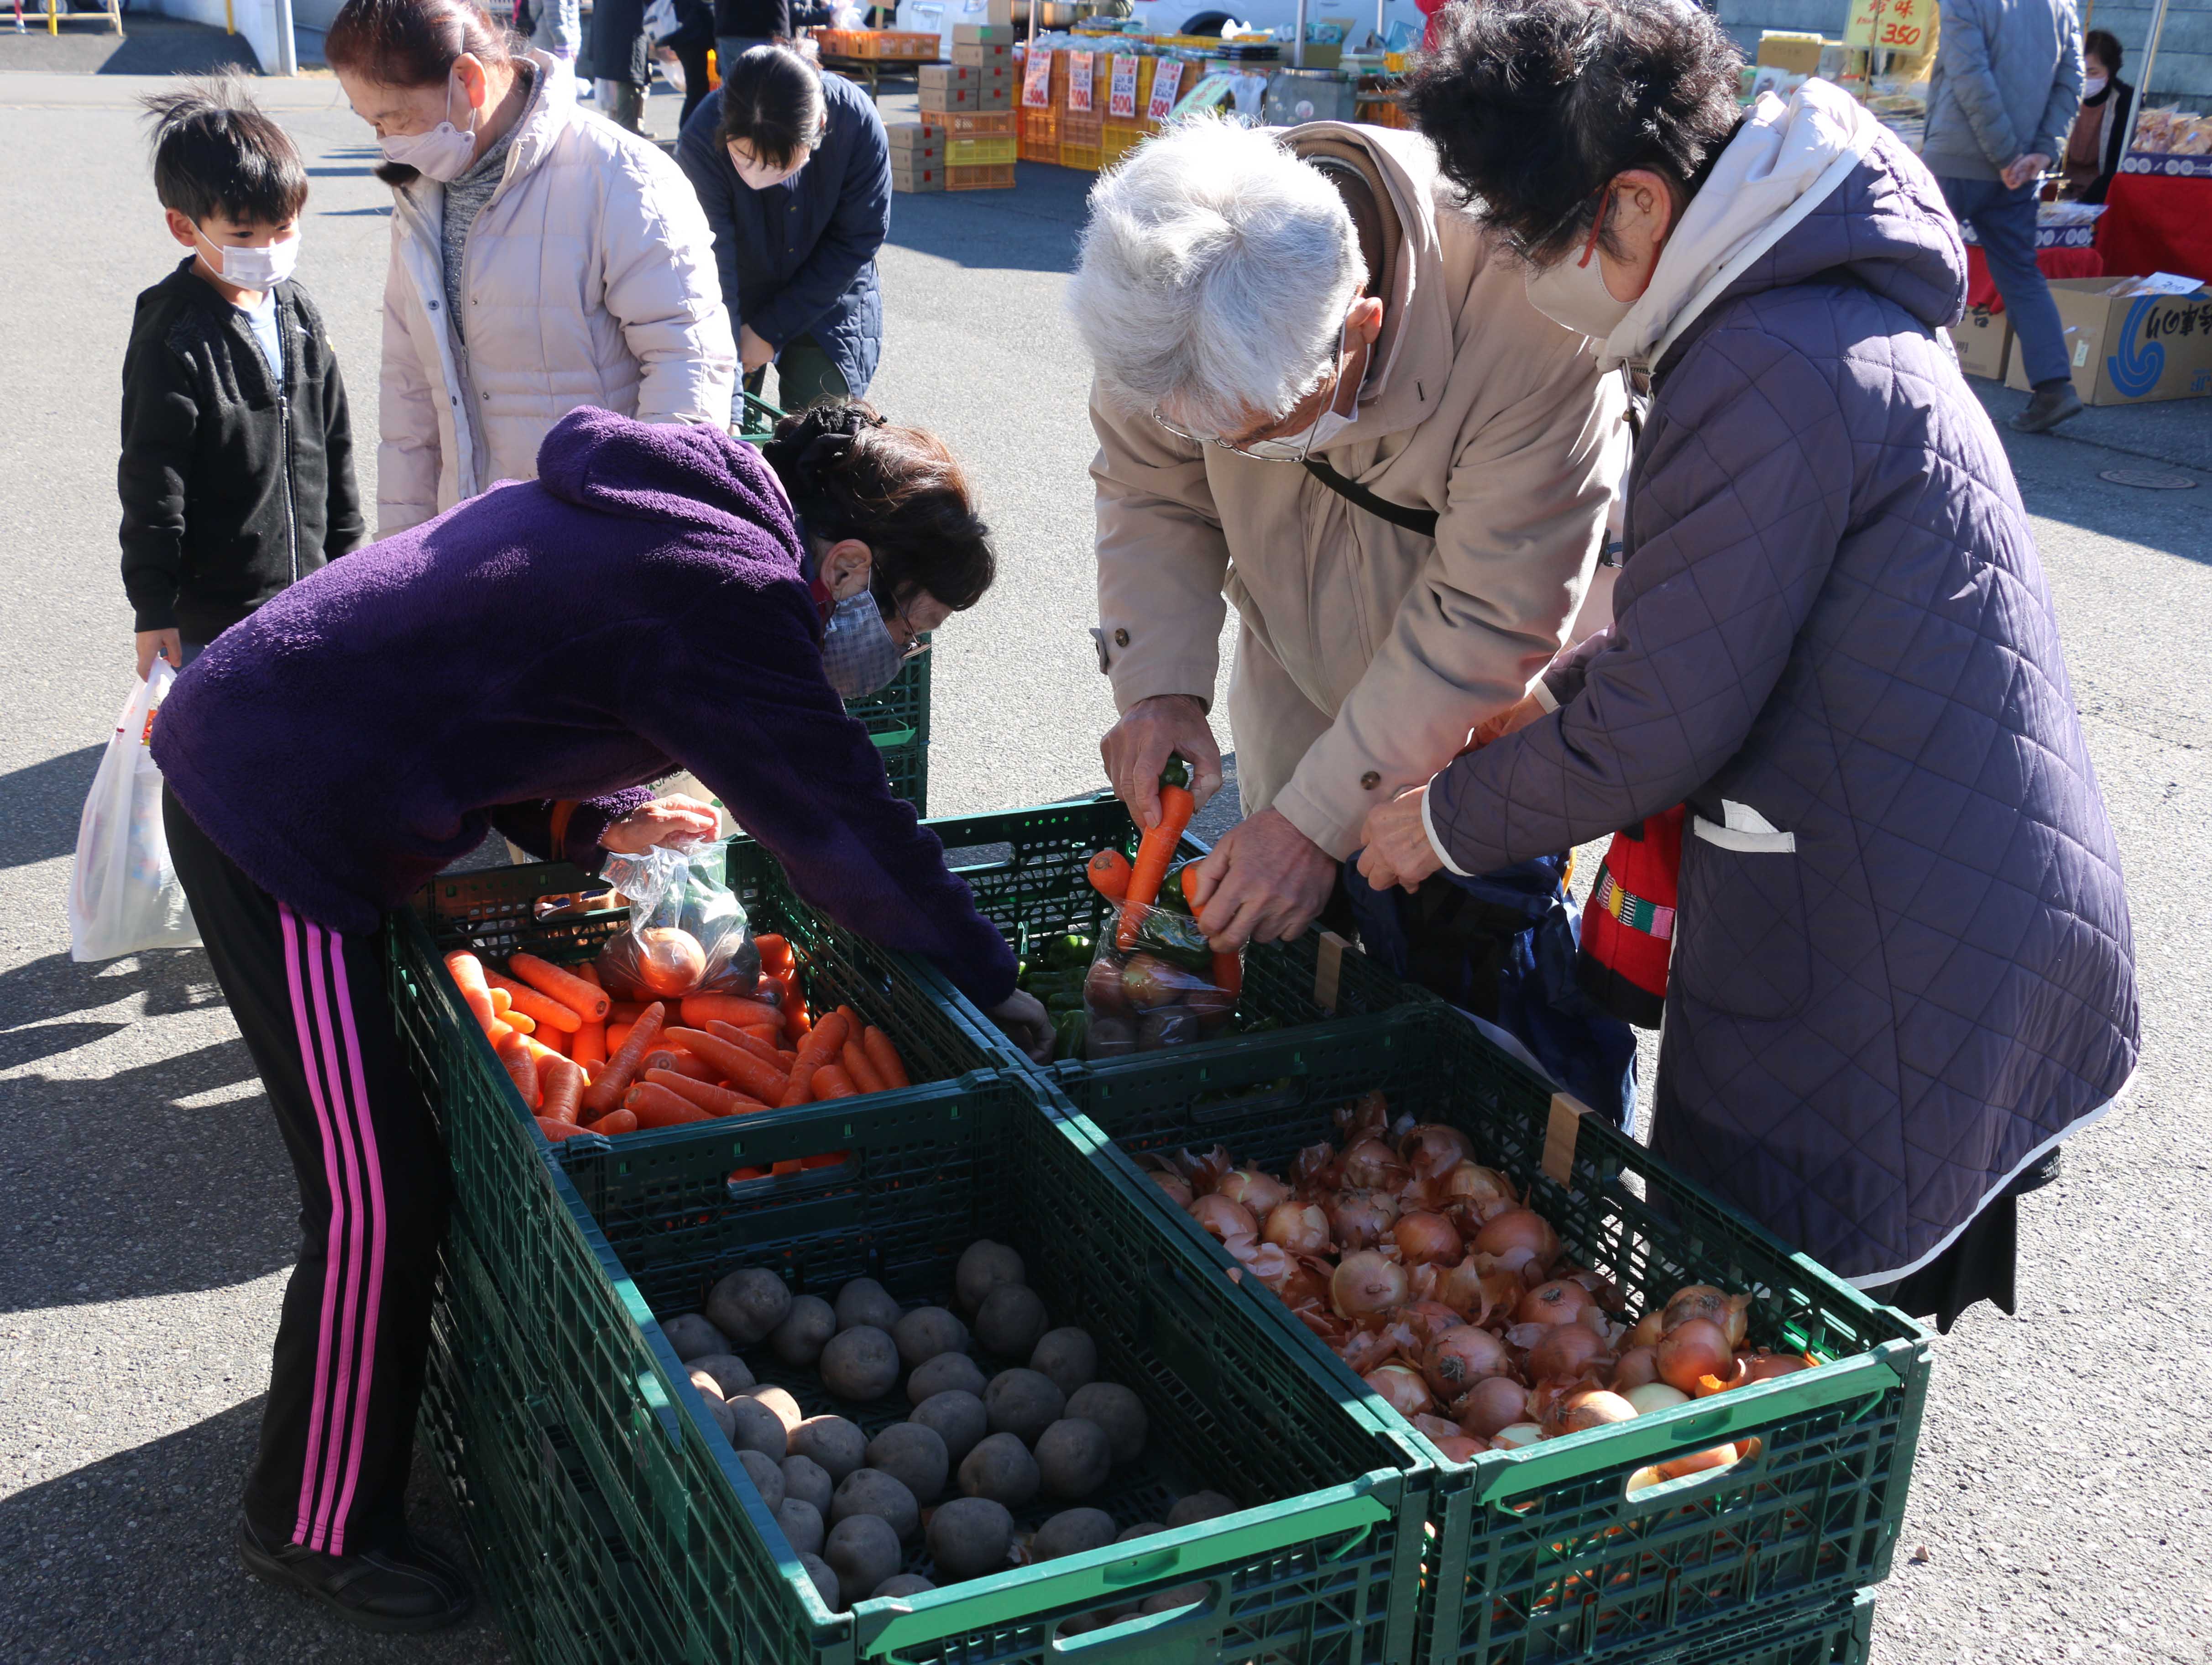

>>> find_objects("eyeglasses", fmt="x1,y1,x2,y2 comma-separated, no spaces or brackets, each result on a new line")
1152,321,1351,463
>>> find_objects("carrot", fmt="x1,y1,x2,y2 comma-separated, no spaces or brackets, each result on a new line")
606,1021,631,1054
703,1019,788,1070
484,1016,514,1050
863,1026,912,1090
509,952,612,1022
624,1081,714,1127
681,994,784,1031
1086,848,1133,901
445,952,499,1033
539,1023,572,1056
841,1036,889,1096
541,1056,586,1124
778,1011,851,1107
1118,763,1196,950
644,1068,766,1117
645,1047,717,1082
583,1000,665,1117
488,985,512,1018
608,1001,649,1026
755,933,792,971
742,1022,783,1045
664,1026,788,1104
485,971,584,1034
573,1019,607,1071
810,1064,858,1100
521,1034,567,1073
591,1107,638,1136
538,1116,599,1141
576,964,604,987
505,1010,537,1036
497,1031,540,1108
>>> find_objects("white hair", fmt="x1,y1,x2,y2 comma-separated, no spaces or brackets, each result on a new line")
1066,117,1365,437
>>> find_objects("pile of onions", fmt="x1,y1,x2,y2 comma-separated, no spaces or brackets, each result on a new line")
1142,1101,1813,1466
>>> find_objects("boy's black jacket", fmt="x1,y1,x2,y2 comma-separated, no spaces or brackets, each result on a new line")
119,257,366,640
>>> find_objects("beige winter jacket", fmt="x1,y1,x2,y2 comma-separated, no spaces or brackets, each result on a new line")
377,55,738,536
1091,124,1630,860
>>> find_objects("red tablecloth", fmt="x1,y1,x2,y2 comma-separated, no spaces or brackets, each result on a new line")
1965,244,2105,312
2096,171,2212,284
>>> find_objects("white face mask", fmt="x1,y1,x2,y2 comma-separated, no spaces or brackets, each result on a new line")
197,227,300,289
729,141,810,191
379,73,481,183
1240,402,1358,461
1522,200,1637,342
2083,72,2109,96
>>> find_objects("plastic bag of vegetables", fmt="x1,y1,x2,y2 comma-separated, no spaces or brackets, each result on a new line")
595,843,763,1001
1078,817,1242,1059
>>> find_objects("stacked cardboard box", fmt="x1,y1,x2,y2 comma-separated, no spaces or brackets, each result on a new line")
952,22,1014,67
921,48,1017,188
920,61,1014,111
888,121,945,193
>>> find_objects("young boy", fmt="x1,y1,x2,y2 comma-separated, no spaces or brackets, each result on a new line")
122,77,363,680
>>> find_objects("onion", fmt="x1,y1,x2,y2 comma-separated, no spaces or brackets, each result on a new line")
1330,1250,1410,1319
1327,1189,1401,1252
1433,1434,1489,1462
1456,1375,1530,1438
1624,1383,1690,1415
1338,1325,1399,1377
634,927,708,996
1544,1388,1637,1438
1658,1442,1739,1481
1187,1193,1257,1243
1526,1323,1611,1383
1400,1124,1473,1178
1262,1200,1332,1256
1739,1351,1812,1383
1474,1209,1559,1267
1663,1285,1753,1349
1393,1211,1464,1267
1613,1346,1661,1390
1423,1255,1493,1321
1398,1301,1465,1348
1625,1311,1668,1350
1363,1364,1436,1419
1423,1325,1511,1398
1655,1319,1731,1393
1516,1279,1596,1327
1412,1413,1464,1441
1434,1162,1517,1215
1340,1138,1409,1193
1217,1168,1291,1215
1490,1423,1544,1450
1626,1466,1666,1493
1150,1171,1195,1208
1566,1268,1626,1309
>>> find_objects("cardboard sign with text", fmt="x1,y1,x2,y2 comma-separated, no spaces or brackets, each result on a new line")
1109,53,1140,118
1145,57,1184,121
1844,0,1933,53
1067,49,1094,112
1950,306,2011,380
1022,47,1054,107
2004,278,2212,404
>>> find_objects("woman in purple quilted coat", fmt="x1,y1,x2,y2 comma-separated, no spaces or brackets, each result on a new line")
1361,0,2139,1328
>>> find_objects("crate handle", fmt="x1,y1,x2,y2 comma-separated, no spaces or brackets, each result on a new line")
1618,1434,1768,1507
868,725,918,749
1046,1577,1222,1659
1187,1075,1315,1127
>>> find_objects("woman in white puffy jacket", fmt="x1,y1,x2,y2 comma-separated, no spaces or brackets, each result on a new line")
327,0,738,536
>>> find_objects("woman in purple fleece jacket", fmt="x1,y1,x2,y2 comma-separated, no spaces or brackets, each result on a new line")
150,402,1047,1630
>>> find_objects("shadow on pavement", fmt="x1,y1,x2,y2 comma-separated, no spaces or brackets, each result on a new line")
0,1401,507,1664
0,743,103,871
0,944,223,1040
882,163,1092,274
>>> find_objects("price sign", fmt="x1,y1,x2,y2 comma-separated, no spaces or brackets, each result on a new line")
1145,57,1184,122
1022,47,1053,108
1068,49,1094,112
1109,53,1140,119
1844,0,1933,53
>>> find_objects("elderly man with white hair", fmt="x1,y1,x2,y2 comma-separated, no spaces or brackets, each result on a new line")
1073,117,1630,976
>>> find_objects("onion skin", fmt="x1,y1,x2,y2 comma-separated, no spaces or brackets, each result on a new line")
1217,1168,1290,1215
1738,1351,1812,1383
1490,1424,1543,1450
1291,1141,1342,1193
1423,1325,1511,1400
1433,1162,1517,1219
1612,1346,1661,1391
1656,1319,1732,1393
1516,1279,1596,1327
1340,1139,1409,1193
1400,1124,1473,1177
1330,1250,1411,1320
1364,1364,1437,1419
1392,1211,1465,1267
1327,1189,1401,1252
1187,1193,1258,1243
1526,1323,1612,1383
1150,1171,1195,1208
1623,1383,1690,1415
1456,1375,1530,1438
1544,1388,1638,1439
1262,1200,1332,1256
1421,1255,1494,1321
1433,1434,1489,1462
1663,1286,1753,1349
1412,1413,1464,1442
1474,1209,1560,1267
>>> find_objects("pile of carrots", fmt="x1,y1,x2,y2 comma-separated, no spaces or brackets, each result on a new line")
442,934,916,1145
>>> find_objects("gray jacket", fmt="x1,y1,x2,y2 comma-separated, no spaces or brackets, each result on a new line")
1923,0,2082,178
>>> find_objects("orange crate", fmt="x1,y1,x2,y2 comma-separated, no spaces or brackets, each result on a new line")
1357,96,1411,130
1058,139,1103,171
1100,120,1152,171
925,107,1016,136
944,162,1015,190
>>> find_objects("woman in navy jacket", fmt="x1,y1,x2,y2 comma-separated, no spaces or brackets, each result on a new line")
678,45,891,411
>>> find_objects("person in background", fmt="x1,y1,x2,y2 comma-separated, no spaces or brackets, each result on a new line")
1923,0,2085,431
120,76,363,681
657,0,718,131
325,0,736,536
2062,28,2134,202
713,0,786,83
585,0,651,131
678,45,890,410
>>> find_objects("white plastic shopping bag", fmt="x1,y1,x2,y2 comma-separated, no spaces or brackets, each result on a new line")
67,663,200,961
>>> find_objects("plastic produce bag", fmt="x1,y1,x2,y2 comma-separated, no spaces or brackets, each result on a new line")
1081,860,1239,1060
593,843,762,1001
68,663,200,961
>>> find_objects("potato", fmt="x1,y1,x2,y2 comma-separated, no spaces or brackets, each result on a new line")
820,1326,901,1403
831,1466,920,1541
1085,1015,1137,1060
737,1448,785,1512
873,1573,935,1600
955,1241,1025,1315
1115,1522,1164,1543
769,1294,838,1368
1166,1491,1235,1528
799,1553,841,1611
1136,1007,1201,1050
688,1368,728,1403
865,1421,949,1503
1034,1419,1112,1500
910,1389,988,1468
1029,1328,1098,1398
781,1453,834,1516
726,1396,789,1461
688,1353,756,1398
834,1277,904,1333
892,1306,970,1368
790,1415,868,1482
739,1385,805,1434
983,1368,1065,1447
957,1432,1040,1509
702,1396,739,1442
926,1496,1014,1581
1032,1507,1116,1560
1083,954,1130,1015
1140,1583,1208,1616
825,1514,902,1607
777,1497,825,1558
1066,1382,1148,1466
705,1268,791,1346
975,1285,1050,1358
661,1313,731,1362
906,1351,988,1405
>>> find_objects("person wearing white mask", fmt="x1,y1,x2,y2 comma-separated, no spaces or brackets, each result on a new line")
677,44,892,412
324,0,737,537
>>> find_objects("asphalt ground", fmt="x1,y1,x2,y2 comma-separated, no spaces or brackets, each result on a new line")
0,57,2207,1665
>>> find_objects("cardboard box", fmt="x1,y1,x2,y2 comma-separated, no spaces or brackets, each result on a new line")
1950,306,2012,380
952,41,1013,66
886,121,946,150
2004,278,2212,404
1755,31,1828,76
953,22,1015,43
987,0,1014,26
891,161,945,193
919,61,1009,88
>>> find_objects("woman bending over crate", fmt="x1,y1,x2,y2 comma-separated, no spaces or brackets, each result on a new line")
149,400,1052,1633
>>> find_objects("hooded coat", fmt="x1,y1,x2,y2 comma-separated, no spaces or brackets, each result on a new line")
1423,83,2138,1284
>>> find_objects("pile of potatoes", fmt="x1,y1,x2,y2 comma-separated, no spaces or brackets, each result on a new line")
659,1238,1237,1611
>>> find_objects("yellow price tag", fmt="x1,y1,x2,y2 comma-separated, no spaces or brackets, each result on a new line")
1845,0,1933,53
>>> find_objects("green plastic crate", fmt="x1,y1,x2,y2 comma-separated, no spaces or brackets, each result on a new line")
846,646,932,812
1044,1004,1931,1665
529,1078,1435,1665
1682,1592,1874,1665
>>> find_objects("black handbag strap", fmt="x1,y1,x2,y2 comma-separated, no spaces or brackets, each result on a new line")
1302,457,1438,539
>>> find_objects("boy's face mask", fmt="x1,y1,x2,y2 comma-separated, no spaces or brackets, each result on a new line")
821,591,908,700
197,225,301,289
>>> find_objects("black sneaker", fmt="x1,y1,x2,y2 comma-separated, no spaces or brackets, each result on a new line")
236,1514,473,1634
2009,381,2084,434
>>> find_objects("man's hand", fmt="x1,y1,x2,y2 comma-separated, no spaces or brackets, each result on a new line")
1100,694,1223,829
1357,785,1445,895
136,628,182,681
1467,690,1548,750
1184,808,1336,951
738,324,776,375
600,794,722,854
987,990,1055,1063
2002,152,2052,191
